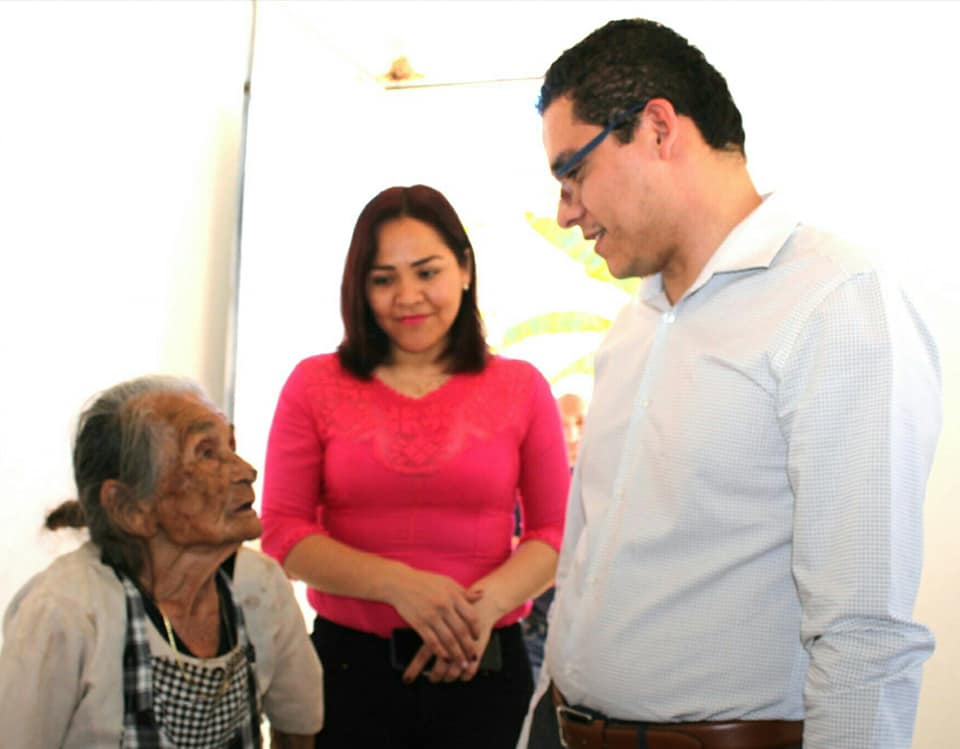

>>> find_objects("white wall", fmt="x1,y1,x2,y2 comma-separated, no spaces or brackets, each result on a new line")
0,0,251,616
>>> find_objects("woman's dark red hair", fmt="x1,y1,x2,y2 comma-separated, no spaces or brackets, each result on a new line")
336,185,487,378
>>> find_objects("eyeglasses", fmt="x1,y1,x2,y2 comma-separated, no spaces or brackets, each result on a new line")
552,101,649,180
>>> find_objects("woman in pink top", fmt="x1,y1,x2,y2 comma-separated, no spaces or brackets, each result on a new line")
261,184,569,748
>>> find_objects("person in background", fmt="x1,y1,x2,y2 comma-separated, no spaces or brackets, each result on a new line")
522,392,584,682
520,18,942,749
260,184,569,748
0,376,324,749
556,393,585,470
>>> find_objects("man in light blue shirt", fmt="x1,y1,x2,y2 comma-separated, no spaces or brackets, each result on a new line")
520,19,941,749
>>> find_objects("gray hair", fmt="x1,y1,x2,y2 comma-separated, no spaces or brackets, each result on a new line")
45,375,205,574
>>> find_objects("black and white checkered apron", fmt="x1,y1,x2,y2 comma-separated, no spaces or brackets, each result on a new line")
119,571,262,748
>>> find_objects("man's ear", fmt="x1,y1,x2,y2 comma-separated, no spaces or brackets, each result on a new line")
100,479,156,538
643,97,680,154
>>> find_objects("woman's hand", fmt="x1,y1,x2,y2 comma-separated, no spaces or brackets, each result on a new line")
403,649,467,684
456,586,505,682
383,566,483,670
401,583,504,684
395,541,560,684
406,541,560,683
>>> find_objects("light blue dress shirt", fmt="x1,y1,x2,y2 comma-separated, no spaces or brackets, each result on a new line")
522,193,941,749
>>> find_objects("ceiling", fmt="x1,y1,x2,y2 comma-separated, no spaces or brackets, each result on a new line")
280,1,656,88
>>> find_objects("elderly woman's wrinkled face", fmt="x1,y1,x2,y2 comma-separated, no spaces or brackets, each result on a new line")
145,392,261,548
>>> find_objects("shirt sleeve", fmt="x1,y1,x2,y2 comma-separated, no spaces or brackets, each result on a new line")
778,271,940,749
516,365,570,551
260,359,330,564
256,556,325,735
0,588,90,749
552,461,585,591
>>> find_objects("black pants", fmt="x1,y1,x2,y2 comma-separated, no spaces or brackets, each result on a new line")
311,617,534,749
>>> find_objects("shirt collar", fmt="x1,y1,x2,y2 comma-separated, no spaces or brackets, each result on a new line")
641,191,801,308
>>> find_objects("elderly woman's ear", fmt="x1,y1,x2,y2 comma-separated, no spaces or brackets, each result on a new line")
99,479,157,538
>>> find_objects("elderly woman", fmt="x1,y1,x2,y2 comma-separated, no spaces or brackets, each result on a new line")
0,376,324,748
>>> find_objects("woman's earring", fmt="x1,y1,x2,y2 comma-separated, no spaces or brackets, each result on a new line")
463,284,469,292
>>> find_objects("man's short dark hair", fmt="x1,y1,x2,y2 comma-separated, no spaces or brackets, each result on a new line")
538,19,746,155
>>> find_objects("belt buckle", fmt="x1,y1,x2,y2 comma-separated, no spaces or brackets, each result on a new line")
555,704,596,749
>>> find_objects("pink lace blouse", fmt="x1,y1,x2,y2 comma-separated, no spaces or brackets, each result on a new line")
260,354,570,637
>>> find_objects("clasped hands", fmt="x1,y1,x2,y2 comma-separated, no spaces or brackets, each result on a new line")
387,567,502,685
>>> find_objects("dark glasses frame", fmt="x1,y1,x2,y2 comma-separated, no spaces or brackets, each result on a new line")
552,101,649,179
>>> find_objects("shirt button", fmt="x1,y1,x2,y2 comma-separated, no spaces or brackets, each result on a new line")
663,312,676,323
639,400,650,409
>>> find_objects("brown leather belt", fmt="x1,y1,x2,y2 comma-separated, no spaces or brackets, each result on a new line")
551,684,803,749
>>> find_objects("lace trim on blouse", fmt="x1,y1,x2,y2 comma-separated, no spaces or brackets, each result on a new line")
308,357,535,474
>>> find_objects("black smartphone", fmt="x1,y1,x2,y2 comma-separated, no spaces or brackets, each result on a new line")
477,631,503,672
389,628,426,671
388,629,503,672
